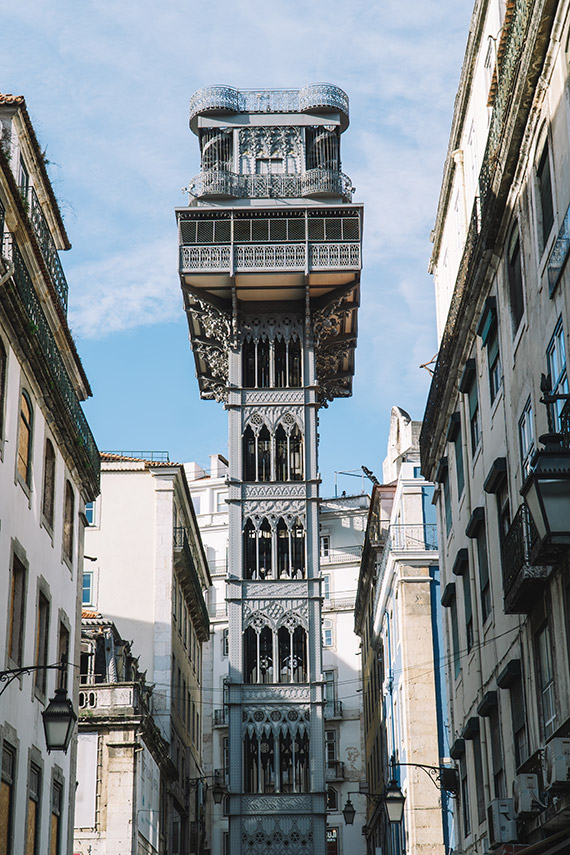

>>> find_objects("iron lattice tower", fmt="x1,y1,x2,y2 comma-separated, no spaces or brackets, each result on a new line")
177,84,362,855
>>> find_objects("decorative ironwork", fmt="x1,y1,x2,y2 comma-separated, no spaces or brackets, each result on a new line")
501,504,549,613
214,707,229,726
1,233,100,490
24,185,69,312
173,526,210,636
421,0,538,472
188,169,352,202
190,84,349,128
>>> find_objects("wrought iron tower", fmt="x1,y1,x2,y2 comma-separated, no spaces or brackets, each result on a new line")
177,84,362,855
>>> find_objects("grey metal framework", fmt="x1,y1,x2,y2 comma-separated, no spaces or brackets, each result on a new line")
177,84,362,855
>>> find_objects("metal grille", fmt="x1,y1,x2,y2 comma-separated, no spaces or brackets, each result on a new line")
24,186,68,312
309,243,360,268
180,245,231,270
235,244,305,269
1,233,100,488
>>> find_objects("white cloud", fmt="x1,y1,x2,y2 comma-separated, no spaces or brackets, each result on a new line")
67,237,181,340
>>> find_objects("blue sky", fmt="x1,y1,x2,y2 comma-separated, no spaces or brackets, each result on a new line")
3,0,472,495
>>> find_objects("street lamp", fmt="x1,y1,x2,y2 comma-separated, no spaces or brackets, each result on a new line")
342,798,357,825
0,659,76,753
383,779,406,824
42,687,77,752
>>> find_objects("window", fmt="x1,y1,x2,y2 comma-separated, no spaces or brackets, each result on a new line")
0,742,16,855
547,319,568,431
459,755,471,837
192,495,201,514
442,469,452,535
26,764,41,855
519,398,535,478
326,827,339,855
19,157,29,197
455,430,465,498
322,575,330,601
63,481,74,562
536,621,556,738
18,390,33,485
472,730,485,825
324,670,336,714
507,226,524,333
222,627,229,658
0,338,6,441
8,554,26,665
327,787,338,811
35,592,50,695
216,492,227,512
463,571,474,653
497,480,511,546
320,536,330,558
537,139,554,248
325,730,337,767
510,675,529,768
476,524,491,623
85,501,95,525
488,705,505,797
42,440,56,528
322,619,333,648
50,781,62,855
82,571,93,607
485,311,501,402
468,379,480,454
442,584,461,679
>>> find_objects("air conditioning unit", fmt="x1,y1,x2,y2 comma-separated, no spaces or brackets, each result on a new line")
487,799,517,849
512,773,540,817
544,738,570,789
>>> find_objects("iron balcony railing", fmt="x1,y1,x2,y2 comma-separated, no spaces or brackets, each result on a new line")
189,84,349,127
188,168,353,202
1,232,100,489
324,700,343,719
390,523,438,551
500,504,549,612
180,241,361,274
325,760,345,781
320,544,363,564
214,707,229,726
21,184,68,312
173,526,210,635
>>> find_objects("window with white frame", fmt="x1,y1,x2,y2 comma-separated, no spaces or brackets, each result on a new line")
320,535,330,557
222,627,229,657
547,318,568,431
322,574,330,601
322,618,333,648
519,398,535,478
537,138,555,250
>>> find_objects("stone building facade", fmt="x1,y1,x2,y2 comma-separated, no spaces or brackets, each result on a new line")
356,408,449,855
422,1,570,852
81,455,210,855
0,93,99,855
177,84,363,855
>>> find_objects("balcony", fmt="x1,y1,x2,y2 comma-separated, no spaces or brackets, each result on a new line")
0,232,100,491
501,505,550,614
324,700,343,719
189,84,349,132
173,526,210,638
188,168,353,202
390,523,438,551
22,185,69,312
214,708,229,727
325,760,345,781
78,682,144,717
320,544,363,565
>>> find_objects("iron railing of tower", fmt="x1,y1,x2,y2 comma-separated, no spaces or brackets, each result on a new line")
188,169,353,202
420,0,536,470
180,242,361,273
21,184,69,312
189,84,349,125
0,232,100,490
173,526,210,635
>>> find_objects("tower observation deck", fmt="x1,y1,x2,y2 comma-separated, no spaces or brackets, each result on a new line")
177,83,362,855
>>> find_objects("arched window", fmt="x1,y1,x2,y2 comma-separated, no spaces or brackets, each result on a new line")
18,390,33,484
42,439,56,528
289,425,303,480
257,338,270,388
258,519,272,578
279,730,309,793
327,787,338,811
275,337,287,386
0,338,6,440
243,520,257,579
291,521,305,578
242,338,256,387
257,426,271,482
276,519,289,578
63,480,74,561
276,425,288,481
243,426,256,481
288,337,302,387
244,732,275,793
278,624,307,683
244,621,274,684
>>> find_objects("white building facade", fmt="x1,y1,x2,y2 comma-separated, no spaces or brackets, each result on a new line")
79,455,210,855
422,1,570,853
0,94,99,855
177,82,363,855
